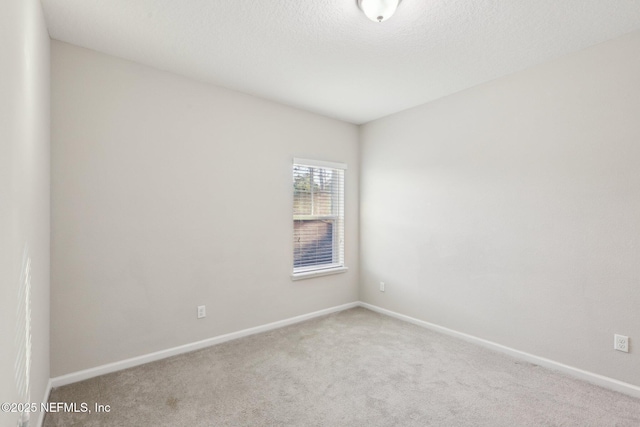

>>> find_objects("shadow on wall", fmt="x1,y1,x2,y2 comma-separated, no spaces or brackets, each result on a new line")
15,245,32,427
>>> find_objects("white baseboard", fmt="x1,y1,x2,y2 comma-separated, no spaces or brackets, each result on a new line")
36,378,52,427
358,302,640,399
51,301,359,388
47,300,640,400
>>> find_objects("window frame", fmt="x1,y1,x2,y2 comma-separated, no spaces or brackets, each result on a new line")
291,158,348,280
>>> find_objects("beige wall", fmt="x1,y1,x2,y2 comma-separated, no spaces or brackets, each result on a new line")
0,0,51,424
360,31,640,386
51,41,359,376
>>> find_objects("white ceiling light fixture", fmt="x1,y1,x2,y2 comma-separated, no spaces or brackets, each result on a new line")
357,0,403,23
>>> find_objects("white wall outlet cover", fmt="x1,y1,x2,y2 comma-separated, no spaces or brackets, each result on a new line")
614,334,629,352
197,305,206,319
380,282,385,292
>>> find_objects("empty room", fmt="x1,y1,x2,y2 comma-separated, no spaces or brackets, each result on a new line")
2,0,640,426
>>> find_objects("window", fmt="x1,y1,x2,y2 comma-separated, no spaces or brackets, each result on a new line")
292,158,347,279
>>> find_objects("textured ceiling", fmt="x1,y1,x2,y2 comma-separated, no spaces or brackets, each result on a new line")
42,0,640,124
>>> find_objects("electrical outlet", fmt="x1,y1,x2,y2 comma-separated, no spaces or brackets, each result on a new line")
197,305,206,319
379,282,385,292
614,334,629,353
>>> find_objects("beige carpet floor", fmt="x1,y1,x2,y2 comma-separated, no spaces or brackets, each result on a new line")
44,307,640,426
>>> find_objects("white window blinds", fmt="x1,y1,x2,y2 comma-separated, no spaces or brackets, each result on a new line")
293,158,346,274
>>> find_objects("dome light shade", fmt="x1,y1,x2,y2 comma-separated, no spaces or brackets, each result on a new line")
357,0,402,23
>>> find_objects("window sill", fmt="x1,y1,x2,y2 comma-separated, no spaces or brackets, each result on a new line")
291,266,349,281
